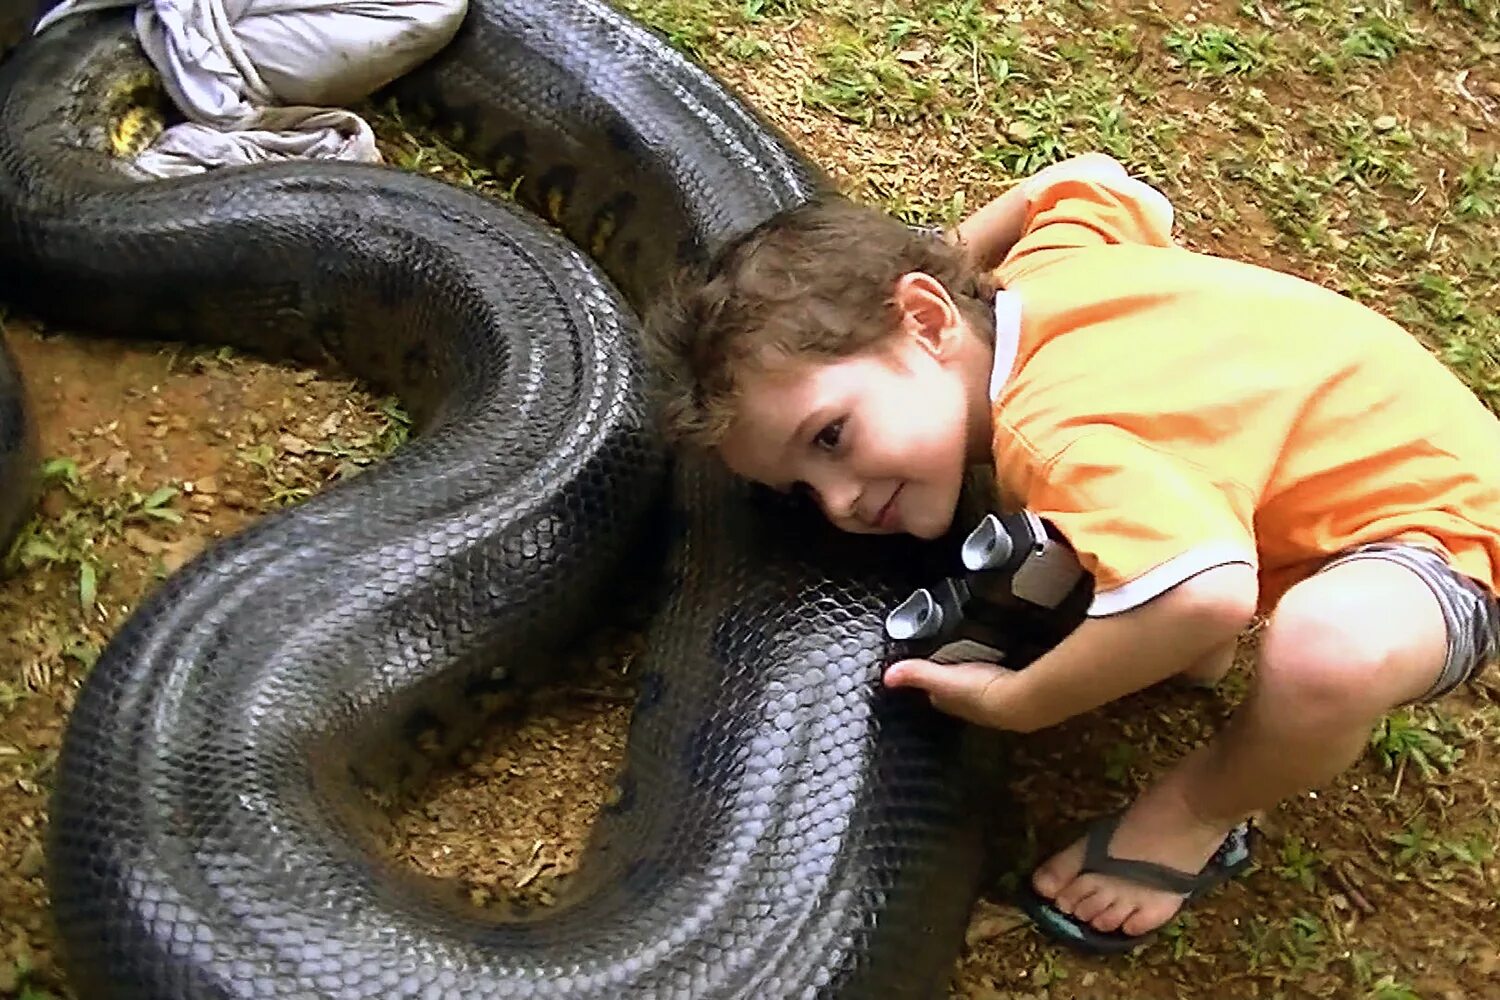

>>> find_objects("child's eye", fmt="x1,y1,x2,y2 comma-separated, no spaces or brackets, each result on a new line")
813,418,845,451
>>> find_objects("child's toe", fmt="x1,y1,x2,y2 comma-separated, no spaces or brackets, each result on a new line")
1091,899,1136,934
1070,888,1113,924
1030,837,1087,898
1052,872,1103,915
1121,895,1183,937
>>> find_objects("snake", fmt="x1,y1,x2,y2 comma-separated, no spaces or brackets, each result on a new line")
0,1,1059,995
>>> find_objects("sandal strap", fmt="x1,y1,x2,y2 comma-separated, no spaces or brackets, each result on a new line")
1080,814,1249,896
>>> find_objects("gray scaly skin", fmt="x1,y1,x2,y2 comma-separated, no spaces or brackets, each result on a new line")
0,3,1010,997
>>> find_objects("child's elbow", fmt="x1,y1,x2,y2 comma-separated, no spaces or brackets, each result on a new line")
1169,562,1258,639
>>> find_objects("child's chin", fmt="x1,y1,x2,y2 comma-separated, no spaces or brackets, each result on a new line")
903,518,946,541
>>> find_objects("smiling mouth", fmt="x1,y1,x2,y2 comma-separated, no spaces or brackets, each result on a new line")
875,488,902,531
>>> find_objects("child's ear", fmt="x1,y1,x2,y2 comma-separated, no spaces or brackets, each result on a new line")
892,271,963,357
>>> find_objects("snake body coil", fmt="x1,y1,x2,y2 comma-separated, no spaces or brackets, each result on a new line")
0,2,1004,996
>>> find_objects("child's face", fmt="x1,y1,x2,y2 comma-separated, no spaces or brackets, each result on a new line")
717,273,989,540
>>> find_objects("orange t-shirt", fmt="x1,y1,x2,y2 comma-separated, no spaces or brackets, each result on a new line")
988,159,1500,616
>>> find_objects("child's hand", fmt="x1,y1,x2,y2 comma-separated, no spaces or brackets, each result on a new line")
883,658,1048,733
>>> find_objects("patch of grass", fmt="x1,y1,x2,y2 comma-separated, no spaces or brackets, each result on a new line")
1101,740,1139,785
613,0,727,56
1027,949,1068,987
1330,10,1418,67
740,0,804,18
4,458,182,615
1164,24,1277,76
1369,707,1465,790
1272,835,1323,891
1317,112,1417,192
1278,911,1330,972
236,395,409,508
1235,914,1278,971
805,32,940,124
1159,910,1199,960
1365,973,1423,1000
1242,158,1338,252
367,101,514,198
805,1,1034,126
1437,826,1495,872
6,954,60,1000
1455,155,1500,219
1388,816,1443,867
0,679,28,715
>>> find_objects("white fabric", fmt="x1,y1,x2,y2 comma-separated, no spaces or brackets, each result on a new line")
1086,542,1255,617
34,0,466,178
987,289,1021,401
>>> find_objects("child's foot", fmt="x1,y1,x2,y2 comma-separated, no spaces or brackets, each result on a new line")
1030,788,1243,939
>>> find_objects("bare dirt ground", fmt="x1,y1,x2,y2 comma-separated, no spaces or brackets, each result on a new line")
2,0,1499,997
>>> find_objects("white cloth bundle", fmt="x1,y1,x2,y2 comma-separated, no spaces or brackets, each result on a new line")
35,0,467,177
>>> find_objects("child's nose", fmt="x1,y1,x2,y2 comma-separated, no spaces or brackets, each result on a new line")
813,474,861,523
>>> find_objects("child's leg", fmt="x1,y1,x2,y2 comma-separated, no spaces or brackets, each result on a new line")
1174,638,1237,688
1033,552,1475,939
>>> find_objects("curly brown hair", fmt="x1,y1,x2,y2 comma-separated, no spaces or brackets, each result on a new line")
642,194,996,449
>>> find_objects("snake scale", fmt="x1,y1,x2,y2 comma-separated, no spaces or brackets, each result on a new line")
0,0,1047,995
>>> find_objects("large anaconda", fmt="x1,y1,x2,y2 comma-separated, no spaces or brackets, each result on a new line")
0,2,1025,996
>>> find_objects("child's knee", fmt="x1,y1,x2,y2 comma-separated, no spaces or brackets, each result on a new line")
1258,599,1411,716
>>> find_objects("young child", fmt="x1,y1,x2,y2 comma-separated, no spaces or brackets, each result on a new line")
642,153,1500,954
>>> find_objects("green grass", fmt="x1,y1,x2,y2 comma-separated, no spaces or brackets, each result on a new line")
1370,707,1465,786
1455,155,1500,218
235,395,409,508
1273,835,1323,891
4,457,182,616
1164,24,1278,76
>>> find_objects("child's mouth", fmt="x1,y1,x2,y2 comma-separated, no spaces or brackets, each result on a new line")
876,488,902,531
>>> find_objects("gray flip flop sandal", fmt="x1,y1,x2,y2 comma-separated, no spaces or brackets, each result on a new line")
1017,813,1256,955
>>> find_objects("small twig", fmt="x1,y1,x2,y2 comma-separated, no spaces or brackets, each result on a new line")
1455,69,1496,123
1330,860,1376,915
1419,878,1474,908
513,839,553,889
1354,830,1395,872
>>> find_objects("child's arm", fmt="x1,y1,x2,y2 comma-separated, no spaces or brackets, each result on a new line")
950,152,1129,270
884,562,1256,732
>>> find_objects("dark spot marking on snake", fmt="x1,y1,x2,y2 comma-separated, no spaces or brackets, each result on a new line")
402,706,446,748
662,501,691,546
0,392,22,453
464,664,514,697
621,857,665,896
146,297,188,337
603,123,636,154
312,309,345,355
401,341,432,387
635,670,665,712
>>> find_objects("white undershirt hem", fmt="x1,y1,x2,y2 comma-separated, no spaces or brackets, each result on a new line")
1088,544,1256,617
